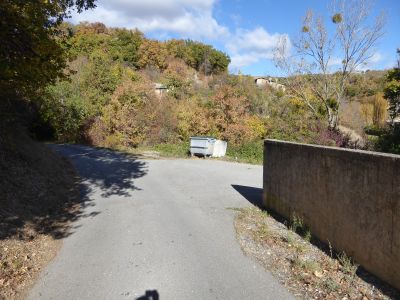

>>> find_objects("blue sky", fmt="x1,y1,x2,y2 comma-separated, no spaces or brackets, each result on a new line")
71,0,400,76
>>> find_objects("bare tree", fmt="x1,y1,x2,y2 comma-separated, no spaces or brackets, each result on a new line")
274,0,385,130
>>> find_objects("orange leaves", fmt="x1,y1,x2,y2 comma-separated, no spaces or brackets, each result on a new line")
176,100,211,140
138,40,168,70
87,78,156,148
208,85,260,144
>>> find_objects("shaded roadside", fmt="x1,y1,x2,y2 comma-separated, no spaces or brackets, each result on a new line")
0,130,147,298
1,143,147,241
231,184,400,299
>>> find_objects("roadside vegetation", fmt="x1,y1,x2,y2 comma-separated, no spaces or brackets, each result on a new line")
35,22,338,162
28,4,398,161
233,207,400,299
30,23,387,164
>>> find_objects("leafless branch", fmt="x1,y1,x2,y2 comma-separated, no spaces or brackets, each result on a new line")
274,0,385,129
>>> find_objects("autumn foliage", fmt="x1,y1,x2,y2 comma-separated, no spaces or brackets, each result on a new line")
37,22,391,155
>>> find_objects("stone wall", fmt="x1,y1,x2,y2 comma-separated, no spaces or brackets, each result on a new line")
263,139,400,290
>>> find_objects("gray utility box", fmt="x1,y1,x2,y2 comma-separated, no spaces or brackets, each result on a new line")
190,137,216,157
212,140,227,157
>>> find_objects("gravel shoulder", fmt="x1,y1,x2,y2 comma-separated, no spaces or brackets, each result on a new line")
234,207,400,299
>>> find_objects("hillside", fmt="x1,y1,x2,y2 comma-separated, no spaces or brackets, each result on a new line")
36,22,372,164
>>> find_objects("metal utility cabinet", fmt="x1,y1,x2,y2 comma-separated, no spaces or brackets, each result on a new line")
190,137,216,157
189,137,227,157
212,140,227,157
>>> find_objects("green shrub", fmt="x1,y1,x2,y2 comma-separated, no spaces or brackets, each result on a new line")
364,125,387,136
337,252,359,277
153,142,190,157
226,140,264,164
373,126,400,154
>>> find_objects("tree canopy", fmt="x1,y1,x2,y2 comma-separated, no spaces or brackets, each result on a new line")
384,49,400,125
0,0,96,100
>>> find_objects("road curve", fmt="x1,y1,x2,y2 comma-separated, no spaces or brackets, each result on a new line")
28,144,293,300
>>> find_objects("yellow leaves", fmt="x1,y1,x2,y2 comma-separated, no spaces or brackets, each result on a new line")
87,77,157,148
111,77,154,106
110,64,123,81
361,93,388,127
290,97,305,109
123,67,139,82
207,85,265,144
138,40,168,70
246,116,267,139
175,100,210,139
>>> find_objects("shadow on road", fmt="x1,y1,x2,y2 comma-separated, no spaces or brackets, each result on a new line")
60,144,148,198
46,144,148,239
0,144,148,240
136,290,159,300
231,184,264,209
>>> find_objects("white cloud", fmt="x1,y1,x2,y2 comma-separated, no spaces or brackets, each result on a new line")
369,52,383,64
227,27,290,71
227,27,285,55
71,1,291,72
324,52,383,72
355,51,384,71
71,0,228,39
230,53,261,69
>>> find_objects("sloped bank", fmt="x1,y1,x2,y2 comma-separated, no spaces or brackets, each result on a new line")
0,121,81,298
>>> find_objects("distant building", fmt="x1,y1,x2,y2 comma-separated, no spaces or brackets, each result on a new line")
254,77,286,92
254,77,269,87
154,83,168,97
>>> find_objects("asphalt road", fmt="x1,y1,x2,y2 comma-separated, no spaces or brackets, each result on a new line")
28,144,293,300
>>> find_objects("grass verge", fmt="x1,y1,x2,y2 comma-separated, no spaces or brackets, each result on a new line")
152,142,190,157
108,140,264,165
225,140,263,165
150,140,264,164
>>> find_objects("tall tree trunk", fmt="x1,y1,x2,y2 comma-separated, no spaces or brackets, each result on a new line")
327,108,338,130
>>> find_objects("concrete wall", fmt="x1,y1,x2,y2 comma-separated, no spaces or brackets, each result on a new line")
263,139,400,290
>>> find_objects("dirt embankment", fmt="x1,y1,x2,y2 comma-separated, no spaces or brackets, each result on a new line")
234,207,400,300
0,120,81,299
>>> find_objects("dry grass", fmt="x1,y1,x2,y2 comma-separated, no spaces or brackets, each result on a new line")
0,122,81,299
233,207,399,300
0,233,60,299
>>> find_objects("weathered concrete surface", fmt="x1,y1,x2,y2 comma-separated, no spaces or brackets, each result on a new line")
263,139,400,290
29,144,293,300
